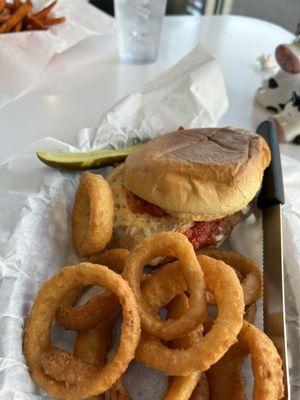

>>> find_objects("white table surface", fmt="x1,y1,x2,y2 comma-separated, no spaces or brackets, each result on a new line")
0,14,298,163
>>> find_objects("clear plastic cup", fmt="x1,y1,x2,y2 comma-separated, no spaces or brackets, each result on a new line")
114,0,167,64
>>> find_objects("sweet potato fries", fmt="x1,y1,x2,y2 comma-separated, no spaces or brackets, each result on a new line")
0,0,65,33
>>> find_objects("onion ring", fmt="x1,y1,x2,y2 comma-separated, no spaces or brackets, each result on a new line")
142,247,260,314
244,303,257,323
72,172,114,257
74,310,119,400
190,374,210,400
239,321,284,400
23,263,140,400
123,232,207,341
136,255,244,376
110,293,203,400
207,321,284,400
74,310,118,367
164,375,201,400
56,249,128,331
166,293,203,350
162,294,202,400
203,302,257,336
199,248,262,305
206,341,248,400
87,248,129,273
110,378,131,399
141,262,186,312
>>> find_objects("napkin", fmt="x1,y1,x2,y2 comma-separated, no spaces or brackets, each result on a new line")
79,42,229,150
0,0,114,109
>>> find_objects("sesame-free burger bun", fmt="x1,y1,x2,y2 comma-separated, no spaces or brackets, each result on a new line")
122,127,270,221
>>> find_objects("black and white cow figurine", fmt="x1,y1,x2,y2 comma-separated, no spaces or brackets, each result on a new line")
256,33,300,114
272,91,300,144
256,25,300,143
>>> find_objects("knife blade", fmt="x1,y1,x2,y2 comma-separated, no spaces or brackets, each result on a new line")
257,120,290,399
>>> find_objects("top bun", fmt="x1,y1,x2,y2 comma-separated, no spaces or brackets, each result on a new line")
122,127,271,221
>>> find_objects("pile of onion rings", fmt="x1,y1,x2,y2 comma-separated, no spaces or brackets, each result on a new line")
23,172,284,400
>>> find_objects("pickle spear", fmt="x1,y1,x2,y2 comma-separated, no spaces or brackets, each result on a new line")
37,143,142,171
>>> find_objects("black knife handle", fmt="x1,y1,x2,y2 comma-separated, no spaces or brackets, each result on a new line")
257,120,285,208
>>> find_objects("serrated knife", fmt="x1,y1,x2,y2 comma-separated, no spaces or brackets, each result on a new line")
257,120,290,399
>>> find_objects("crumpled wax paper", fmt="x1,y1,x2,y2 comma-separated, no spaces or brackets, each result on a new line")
78,41,229,151
0,0,114,109
0,41,299,399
